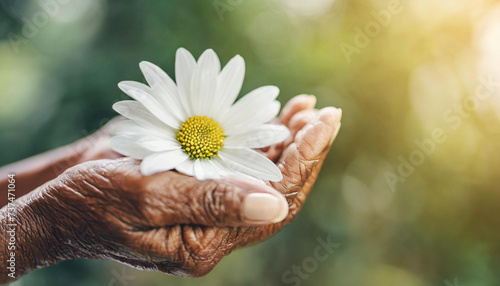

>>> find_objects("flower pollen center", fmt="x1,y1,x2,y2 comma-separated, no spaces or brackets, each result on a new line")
176,116,225,160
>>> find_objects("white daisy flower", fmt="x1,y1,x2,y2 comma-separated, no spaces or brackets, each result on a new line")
109,48,290,182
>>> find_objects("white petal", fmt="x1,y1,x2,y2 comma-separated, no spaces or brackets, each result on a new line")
218,148,283,181
193,159,222,180
139,61,186,122
222,86,279,128
233,171,266,185
108,119,150,136
199,49,221,73
116,80,152,94
109,121,178,151
224,100,281,135
112,101,175,138
118,81,181,129
110,136,153,159
215,55,245,118
210,157,236,177
224,124,290,148
141,150,189,176
175,158,195,177
175,48,196,117
139,138,180,152
211,158,265,184
190,49,220,116
108,119,174,141
111,133,179,153
223,86,278,119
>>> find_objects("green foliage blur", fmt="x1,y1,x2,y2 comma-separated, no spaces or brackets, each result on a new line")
2,0,500,285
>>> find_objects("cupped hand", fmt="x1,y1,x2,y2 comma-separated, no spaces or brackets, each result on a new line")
36,95,341,277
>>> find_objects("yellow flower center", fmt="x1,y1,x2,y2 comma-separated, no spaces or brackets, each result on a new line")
176,116,225,160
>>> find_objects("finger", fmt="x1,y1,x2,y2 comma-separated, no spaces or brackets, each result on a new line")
286,109,318,143
143,173,289,227
262,95,315,160
279,94,317,126
288,108,317,133
265,109,319,162
240,110,341,247
289,139,330,216
238,131,337,248
129,225,235,277
270,107,342,203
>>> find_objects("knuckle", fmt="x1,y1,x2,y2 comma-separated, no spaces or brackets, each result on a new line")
199,181,230,224
186,251,223,277
150,250,219,277
171,248,221,277
171,262,217,277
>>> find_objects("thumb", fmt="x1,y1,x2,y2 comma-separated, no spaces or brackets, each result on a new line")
176,177,289,227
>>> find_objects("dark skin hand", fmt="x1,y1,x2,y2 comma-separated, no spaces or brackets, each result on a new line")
0,95,341,283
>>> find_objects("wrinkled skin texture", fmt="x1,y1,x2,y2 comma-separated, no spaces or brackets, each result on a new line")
0,95,341,281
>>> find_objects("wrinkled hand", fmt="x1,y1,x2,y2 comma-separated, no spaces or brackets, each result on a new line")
37,95,342,277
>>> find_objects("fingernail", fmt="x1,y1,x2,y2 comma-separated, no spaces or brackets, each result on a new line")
296,94,317,109
336,108,342,117
319,107,342,126
306,95,317,108
242,193,288,224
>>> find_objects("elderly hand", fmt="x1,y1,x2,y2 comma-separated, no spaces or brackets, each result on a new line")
0,95,341,282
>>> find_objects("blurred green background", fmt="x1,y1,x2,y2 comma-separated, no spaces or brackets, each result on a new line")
2,0,500,285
